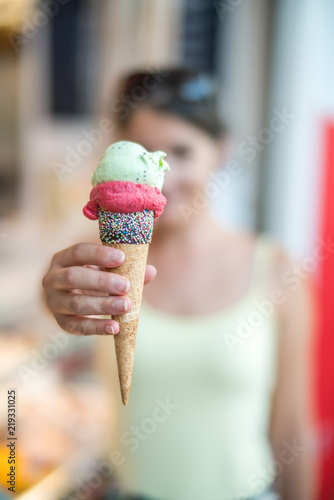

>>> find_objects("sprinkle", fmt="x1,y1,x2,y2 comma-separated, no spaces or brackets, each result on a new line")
98,208,154,244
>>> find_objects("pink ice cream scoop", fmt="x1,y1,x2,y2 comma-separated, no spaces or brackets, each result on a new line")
83,180,166,222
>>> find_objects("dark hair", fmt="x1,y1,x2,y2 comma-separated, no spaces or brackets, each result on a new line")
116,69,227,139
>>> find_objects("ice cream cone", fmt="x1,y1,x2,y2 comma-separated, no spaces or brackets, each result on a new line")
83,141,169,405
98,207,154,405
103,242,149,406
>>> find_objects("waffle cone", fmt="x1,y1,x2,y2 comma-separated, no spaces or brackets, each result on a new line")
103,242,149,405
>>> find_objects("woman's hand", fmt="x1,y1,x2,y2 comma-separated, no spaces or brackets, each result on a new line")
42,242,156,336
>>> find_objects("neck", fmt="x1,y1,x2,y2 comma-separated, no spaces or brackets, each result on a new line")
151,210,224,251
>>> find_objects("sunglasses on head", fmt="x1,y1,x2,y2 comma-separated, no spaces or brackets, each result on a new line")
123,70,217,103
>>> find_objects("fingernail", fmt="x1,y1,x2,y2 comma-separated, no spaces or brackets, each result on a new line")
105,325,115,335
114,278,130,294
114,299,128,313
113,251,125,263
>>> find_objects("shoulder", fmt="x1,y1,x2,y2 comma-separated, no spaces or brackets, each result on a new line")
256,235,317,335
255,233,294,285
250,234,316,320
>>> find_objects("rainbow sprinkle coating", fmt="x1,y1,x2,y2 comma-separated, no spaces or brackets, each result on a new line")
98,207,154,244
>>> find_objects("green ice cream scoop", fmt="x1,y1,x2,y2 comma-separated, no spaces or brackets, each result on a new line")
91,141,169,191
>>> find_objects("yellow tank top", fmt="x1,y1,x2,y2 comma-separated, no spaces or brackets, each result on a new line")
103,235,280,500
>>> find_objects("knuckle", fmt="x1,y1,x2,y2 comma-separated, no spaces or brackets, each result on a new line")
69,294,82,315
71,243,84,262
98,271,111,291
42,273,49,290
64,267,76,287
66,319,81,335
77,322,86,336
101,297,112,314
94,323,101,336
51,251,60,267
97,245,108,263
66,322,76,334
55,314,67,332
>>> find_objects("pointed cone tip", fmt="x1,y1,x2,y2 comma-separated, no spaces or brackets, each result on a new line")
121,393,129,406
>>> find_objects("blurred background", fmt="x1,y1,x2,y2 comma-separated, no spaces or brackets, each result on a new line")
0,0,333,498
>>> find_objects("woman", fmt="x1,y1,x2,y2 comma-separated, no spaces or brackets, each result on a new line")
42,70,317,500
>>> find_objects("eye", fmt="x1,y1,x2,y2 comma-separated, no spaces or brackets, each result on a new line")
170,144,193,159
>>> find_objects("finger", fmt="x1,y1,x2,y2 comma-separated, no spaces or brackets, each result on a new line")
52,243,125,269
51,266,131,294
144,265,157,285
51,292,131,316
55,314,120,336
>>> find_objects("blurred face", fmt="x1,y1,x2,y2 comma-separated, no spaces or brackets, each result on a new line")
117,107,226,230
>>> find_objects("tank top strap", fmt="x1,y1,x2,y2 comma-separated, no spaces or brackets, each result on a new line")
248,233,281,296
